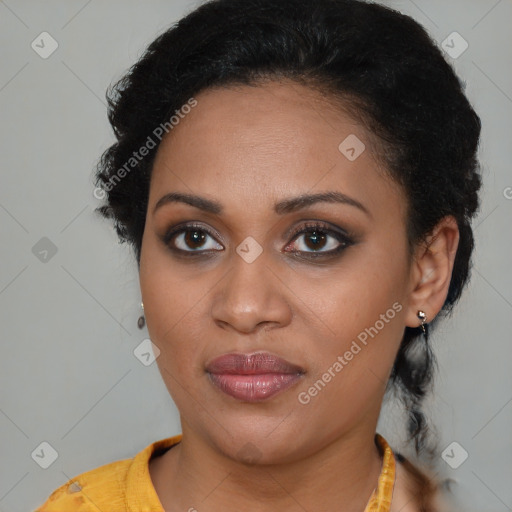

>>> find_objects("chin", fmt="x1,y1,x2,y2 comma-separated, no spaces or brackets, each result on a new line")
205,418,310,466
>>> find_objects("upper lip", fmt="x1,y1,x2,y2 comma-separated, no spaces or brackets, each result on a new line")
205,352,305,375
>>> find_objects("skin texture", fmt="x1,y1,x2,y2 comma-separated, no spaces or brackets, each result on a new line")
139,80,459,512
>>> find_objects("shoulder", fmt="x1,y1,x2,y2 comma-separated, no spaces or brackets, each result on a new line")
33,435,181,512
33,457,132,511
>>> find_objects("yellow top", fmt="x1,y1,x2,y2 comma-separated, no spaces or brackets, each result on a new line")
34,432,395,512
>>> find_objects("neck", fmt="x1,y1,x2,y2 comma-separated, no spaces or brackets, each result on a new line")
153,423,385,512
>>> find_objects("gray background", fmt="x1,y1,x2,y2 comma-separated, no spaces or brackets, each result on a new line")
0,1,510,511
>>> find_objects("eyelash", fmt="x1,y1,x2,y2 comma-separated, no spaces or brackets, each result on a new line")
162,221,355,260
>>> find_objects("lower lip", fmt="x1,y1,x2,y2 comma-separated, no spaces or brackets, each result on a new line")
208,373,303,402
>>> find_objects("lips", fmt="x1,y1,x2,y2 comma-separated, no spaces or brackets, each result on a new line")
205,352,305,402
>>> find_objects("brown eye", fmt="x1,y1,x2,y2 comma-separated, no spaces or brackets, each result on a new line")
285,221,353,257
164,223,223,253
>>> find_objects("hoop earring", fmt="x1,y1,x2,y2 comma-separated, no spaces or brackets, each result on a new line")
417,310,428,340
137,302,145,330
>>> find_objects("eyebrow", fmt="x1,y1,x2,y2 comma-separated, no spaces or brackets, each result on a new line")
153,191,370,217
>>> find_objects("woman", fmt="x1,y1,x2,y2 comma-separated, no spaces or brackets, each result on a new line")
35,0,481,510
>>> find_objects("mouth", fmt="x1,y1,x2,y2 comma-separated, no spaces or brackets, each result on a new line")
205,352,305,402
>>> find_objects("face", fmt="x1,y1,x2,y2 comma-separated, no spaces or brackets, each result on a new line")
139,80,414,464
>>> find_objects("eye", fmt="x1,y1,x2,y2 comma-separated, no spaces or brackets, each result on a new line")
284,221,353,257
163,223,223,253
162,220,354,258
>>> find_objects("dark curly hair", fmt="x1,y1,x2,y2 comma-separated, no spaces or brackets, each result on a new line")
94,0,481,485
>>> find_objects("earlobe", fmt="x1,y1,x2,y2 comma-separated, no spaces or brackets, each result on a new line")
405,216,460,328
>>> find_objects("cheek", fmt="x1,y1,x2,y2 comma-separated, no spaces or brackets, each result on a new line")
294,287,405,430
143,284,210,409
142,282,208,372
139,238,208,370
296,240,408,389
298,276,405,374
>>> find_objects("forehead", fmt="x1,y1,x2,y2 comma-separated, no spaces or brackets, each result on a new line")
149,80,404,222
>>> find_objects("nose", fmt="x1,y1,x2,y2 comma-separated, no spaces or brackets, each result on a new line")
210,248,293,334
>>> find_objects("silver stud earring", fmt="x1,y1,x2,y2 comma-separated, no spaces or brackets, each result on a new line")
137,302,145,330
417,310,427,338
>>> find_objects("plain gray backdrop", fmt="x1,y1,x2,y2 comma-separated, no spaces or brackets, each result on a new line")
0,1,511,511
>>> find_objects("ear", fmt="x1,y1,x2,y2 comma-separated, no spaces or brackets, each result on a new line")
405,215,460,328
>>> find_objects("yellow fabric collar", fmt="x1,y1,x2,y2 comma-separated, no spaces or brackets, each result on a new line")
125,432,395,511
364,433,396,511
35,432,395,511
